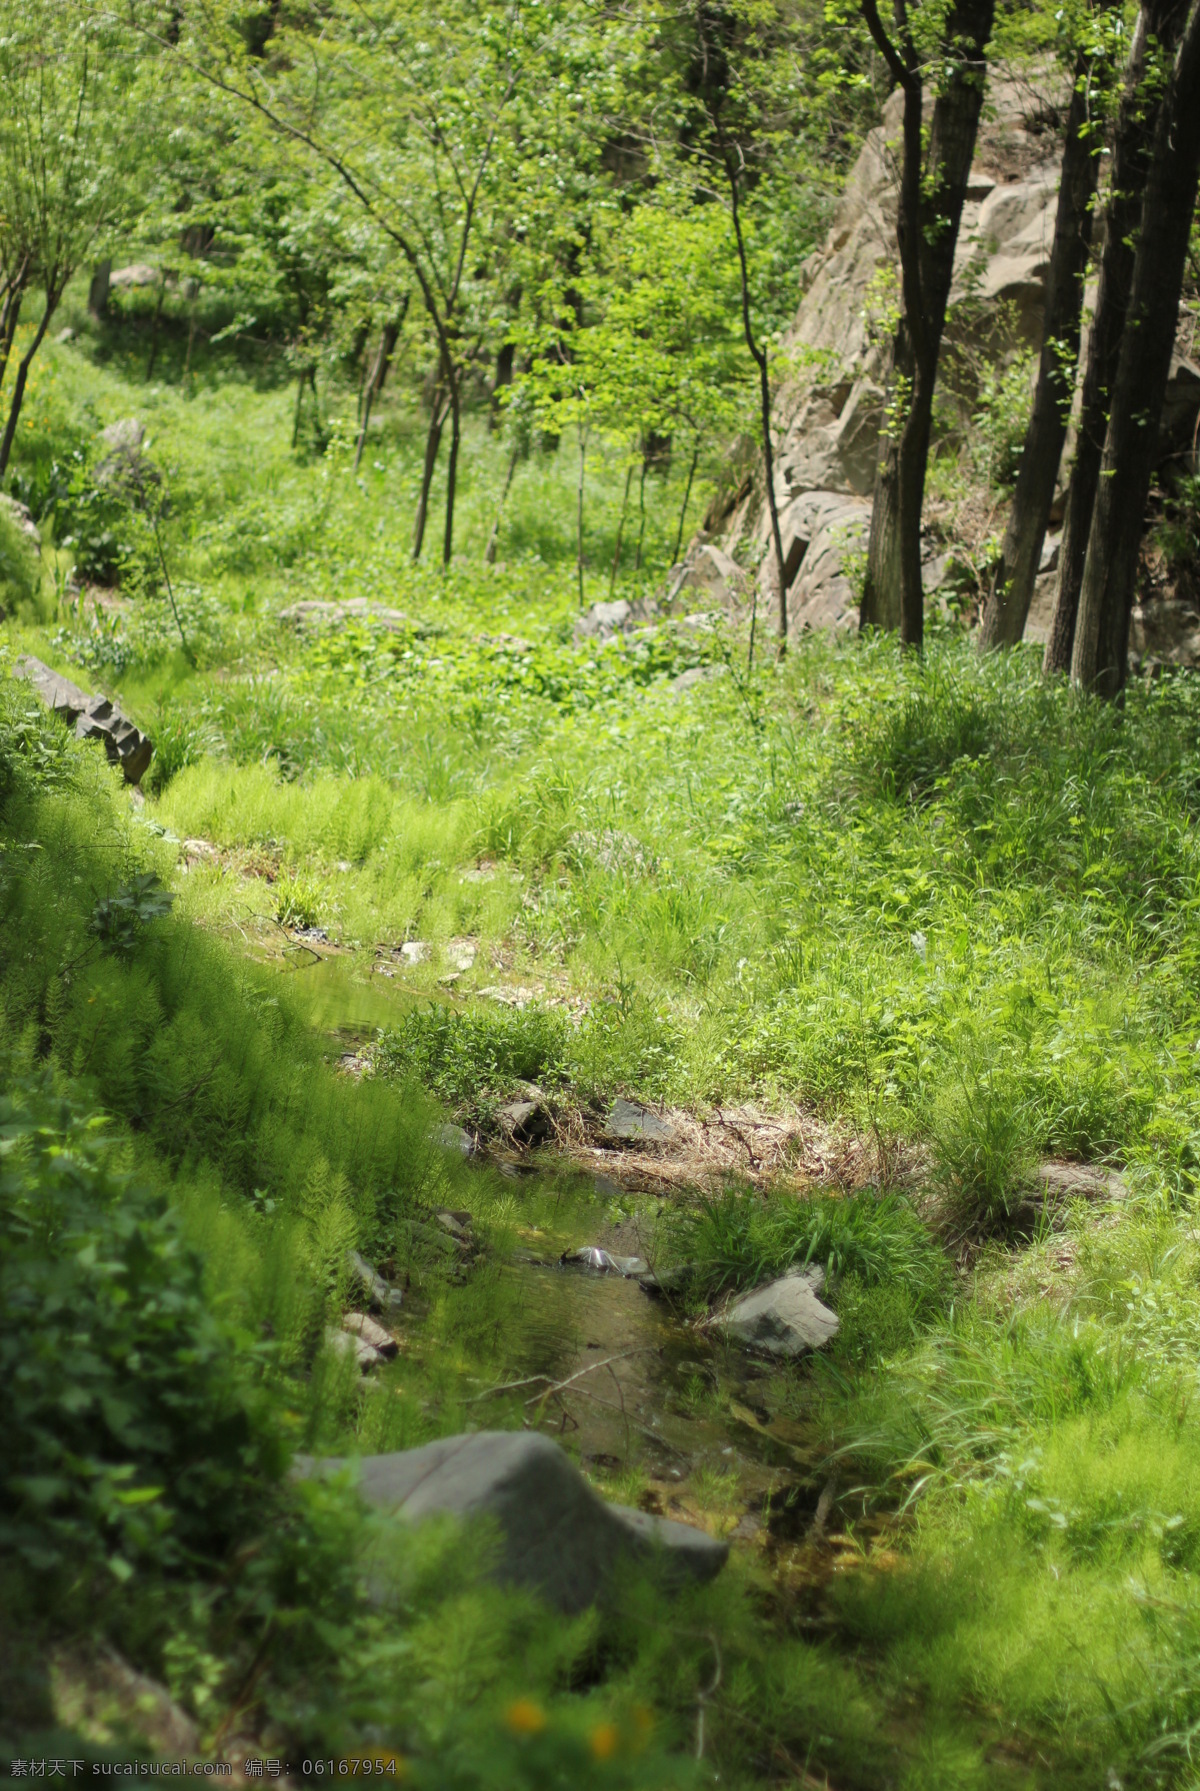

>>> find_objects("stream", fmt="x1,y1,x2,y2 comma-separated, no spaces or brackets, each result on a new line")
281,945,830,1543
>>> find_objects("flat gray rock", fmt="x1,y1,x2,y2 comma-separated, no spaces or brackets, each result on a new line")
722,1269,838,1357
298,1430,727,1613
605,1097,675,1144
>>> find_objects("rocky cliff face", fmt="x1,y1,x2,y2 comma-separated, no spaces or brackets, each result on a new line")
714,68,1200,652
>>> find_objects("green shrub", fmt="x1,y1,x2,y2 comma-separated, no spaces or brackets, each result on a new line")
0,1075,285,1586
0,498,46,620
378,1001,570,1113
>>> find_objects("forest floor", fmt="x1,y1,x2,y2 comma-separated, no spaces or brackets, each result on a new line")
7,305,1200,1790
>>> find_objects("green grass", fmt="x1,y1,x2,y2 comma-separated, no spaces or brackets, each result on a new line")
10,305,1200,1785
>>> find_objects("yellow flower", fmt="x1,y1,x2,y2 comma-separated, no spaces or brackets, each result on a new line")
630,1705,655,1751
505,1698,547,1737
588,1723,619,1761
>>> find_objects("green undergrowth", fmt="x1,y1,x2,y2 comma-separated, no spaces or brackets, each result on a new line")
0,654,932,1790
11,325,1200,1785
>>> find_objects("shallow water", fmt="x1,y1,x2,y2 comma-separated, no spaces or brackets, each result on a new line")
493,1182,822,1527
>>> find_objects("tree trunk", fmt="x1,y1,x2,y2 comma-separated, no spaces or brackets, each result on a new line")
442,370,461,566
1071,0,1200,697
860,0,996,648
354,301,407,473
634,458,648,571
1044,1,1188,675
0,287,61,478
0,274,27,396
673,441,701,564
146,272,168,381
485,441,520,564
576,422,588,609
610,461,634,594
88,259,112,319
412,383,449,561
978,32,1113,649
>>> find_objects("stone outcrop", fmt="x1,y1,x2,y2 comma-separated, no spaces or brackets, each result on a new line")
14,654,153,784
280,599,413,632
715,72,1200,646
297,1430,728,1613
721,1267,839,1357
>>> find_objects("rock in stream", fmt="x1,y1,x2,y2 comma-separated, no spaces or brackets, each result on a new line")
722,1268,839,1357
297,1430,728,1613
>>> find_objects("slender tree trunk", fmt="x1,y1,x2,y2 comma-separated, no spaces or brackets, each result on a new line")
1071,0,1200,697
183,307,197,384
634,458,648,571
673,441,701,565
610,461,634,595
354,299,407,474
442,370,461,566
576,422,588,609
146,272,168,381
0,287,61,479
1044,1,1186,674
979,30,1113,648
412,383,449,561
0,276,27,396
860,0,996,649
712,105,788,650
88,260,112,320
485,440,520,564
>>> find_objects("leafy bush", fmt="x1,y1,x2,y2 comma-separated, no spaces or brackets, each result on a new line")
11,445,140,585
0,498,45,619
0,1076,284,1585
378,1001,570,1113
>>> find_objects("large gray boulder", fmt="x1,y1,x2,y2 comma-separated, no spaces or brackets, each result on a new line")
298,1430,728,1614
14,654,153,784
722,1268,839,1357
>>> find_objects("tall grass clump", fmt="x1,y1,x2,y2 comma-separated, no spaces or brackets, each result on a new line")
928,1059,1038,1228
666,1186,945,1307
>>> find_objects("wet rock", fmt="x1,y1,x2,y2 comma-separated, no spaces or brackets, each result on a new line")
604,1097,675,1145
561,1246,649,1277
297,1430,728,1614
326,1326,387,1371
638,1263,696,1296
14,653,153,784
342,1311,399,1359
499,1098,553,1145
671,665,727,693
723,1269,839,1357
434,1208,473,1241
101,417,146,456
436,1122,474,1156
347,1249,405,1314
1,494,40,547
